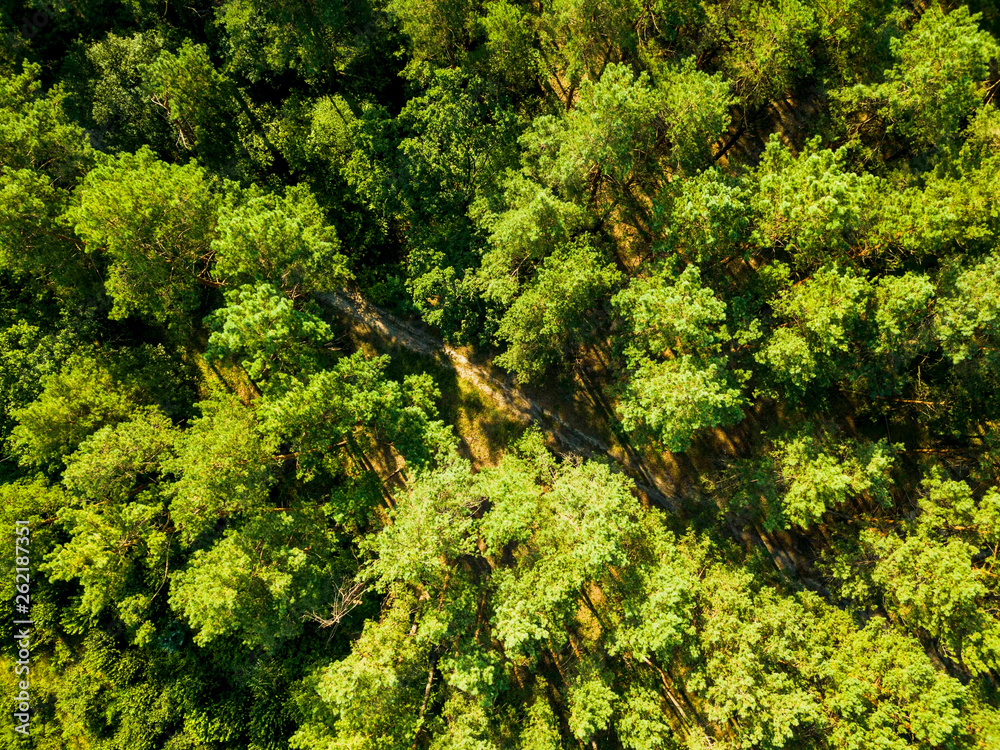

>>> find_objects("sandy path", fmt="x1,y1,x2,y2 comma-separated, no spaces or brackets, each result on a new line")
317,291,684,511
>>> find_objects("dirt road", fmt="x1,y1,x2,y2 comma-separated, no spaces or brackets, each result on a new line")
317,291,684,511
318,291,814,580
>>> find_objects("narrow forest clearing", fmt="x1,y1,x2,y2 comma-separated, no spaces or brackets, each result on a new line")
319,290,689,509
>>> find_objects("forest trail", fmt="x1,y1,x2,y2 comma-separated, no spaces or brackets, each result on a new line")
317,292,805,580
317,291,684,511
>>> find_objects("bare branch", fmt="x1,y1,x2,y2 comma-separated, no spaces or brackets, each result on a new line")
304,577,369,631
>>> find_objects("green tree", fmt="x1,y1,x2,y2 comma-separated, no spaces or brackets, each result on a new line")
852,472,1000,676
45,494,170,634
615,265,729,357
835,5,999,152
757,264,873,393
474,172,589,305
768,429,894,530
213,183,351,298
614,265,744,451
654,167,752,266
481,441,642,656
165,394,277,543
290,596,428,750
169,509,340,650
258,352,454,478
387,0,476,71
0,62,94,288
0,62,93,184
689,566,973,749
494,238,621,382
935,253,1000,365
707,0,818,107
141,40,235,157
61,407,176,503
873,272,935,361
68,148,223,325
567,671,617,744
480,0,540,90
752,137,880,267
617,355,744,453
658,58,734,174
10,355,138,470
215,0,375,79
347,69,520,339
80,31,171,155
522,63,665,201
206,283,333,393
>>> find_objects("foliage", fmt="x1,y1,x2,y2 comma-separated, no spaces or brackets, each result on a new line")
213,184,352,298
708,0,818,107
142,40,235,156
165,394,278,543
4,1,1000,747
495,238,621,382
618,355,744,452
68,148,222,325
770,430,894,529
835,5,999,151
523,63,666,198
10,354,139,469
0,62,93,287
615,265,744,450
758,264,873,393
753,137,880,267
206,283,333,392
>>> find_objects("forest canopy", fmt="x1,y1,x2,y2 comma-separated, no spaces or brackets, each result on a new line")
2,0,1000,748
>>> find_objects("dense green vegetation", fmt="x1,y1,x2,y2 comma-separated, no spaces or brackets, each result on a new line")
2,0,1000,747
